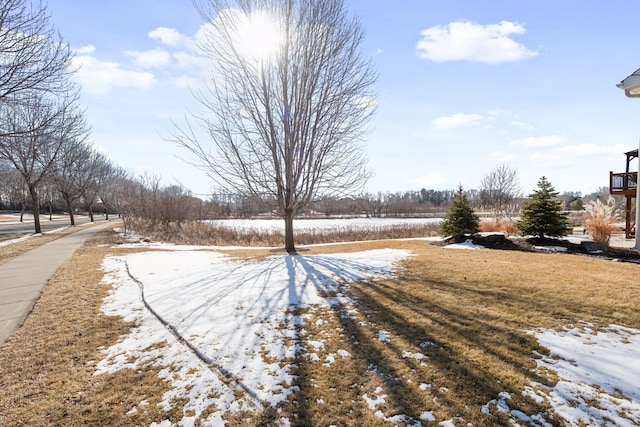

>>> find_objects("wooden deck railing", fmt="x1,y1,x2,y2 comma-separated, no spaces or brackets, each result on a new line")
610,171,638,195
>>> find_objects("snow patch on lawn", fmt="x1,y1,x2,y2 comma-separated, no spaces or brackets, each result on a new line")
97,246,412,425
443,239,484,250
534,245,568,252
482,323,640,426
0,234,34,247
531,324,640,426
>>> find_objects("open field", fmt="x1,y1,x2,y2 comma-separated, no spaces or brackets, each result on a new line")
0,227,639,426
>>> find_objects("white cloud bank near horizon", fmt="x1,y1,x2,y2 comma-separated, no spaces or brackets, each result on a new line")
416,20,539,64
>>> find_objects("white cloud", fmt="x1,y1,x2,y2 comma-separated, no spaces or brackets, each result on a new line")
510,120,535,131
413,172,446,188
416,20,539,64
76,44,96,55
125,48,172,69
149,27,193,49
489,151,520,162
147,27,211,87
170,75,203,90
553,143,634,157
510,135,565,148
433,113,483,130
173,51,209,70
555,144,610,156
72,54,157,96
530,152,574,167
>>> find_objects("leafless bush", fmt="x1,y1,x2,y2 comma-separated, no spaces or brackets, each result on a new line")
116,175,204,235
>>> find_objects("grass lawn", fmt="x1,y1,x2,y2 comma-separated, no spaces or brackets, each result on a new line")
0,229,638,426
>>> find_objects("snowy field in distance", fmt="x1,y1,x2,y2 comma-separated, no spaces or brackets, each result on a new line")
207,217,441,234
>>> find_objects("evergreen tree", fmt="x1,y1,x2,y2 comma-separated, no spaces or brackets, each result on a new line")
440,185,480,240
517,176,568,239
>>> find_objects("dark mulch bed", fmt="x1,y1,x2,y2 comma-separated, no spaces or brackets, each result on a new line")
434,234,640,264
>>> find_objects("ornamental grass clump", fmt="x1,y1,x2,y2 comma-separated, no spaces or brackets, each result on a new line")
585,196,620,244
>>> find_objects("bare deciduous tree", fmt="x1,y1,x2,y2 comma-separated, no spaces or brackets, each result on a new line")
0,159,29,216
357,192,388,218
0,0,81,233
52,136,97,227
173,0,376,252
0,90,84,233
79,152,114,222
0,0,74,137
479,164,521,222
96,164,129,221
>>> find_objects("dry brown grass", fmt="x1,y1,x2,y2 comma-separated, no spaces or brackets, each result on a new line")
0,228,184,426
268,241,640,426
479,219,518,236
1,230,639,426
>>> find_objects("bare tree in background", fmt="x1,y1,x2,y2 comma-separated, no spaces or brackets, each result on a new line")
0,90,84,233
1,0,74,137
173,0,376,252
479,164,521,222
52,136,97,227
0,0,81,233
79,152,113,222
96,164,129,220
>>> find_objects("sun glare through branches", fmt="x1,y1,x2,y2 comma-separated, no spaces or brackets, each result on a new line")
234,10,281,62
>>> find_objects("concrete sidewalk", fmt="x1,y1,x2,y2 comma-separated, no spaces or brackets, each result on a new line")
0,221,116,347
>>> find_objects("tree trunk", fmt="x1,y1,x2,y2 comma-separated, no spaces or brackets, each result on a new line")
88,205,94,222
28,185,41,234
63,195,75,226
284,212,296,254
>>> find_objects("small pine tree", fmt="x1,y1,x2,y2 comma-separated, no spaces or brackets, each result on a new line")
440,185,480,240
517,176,568,239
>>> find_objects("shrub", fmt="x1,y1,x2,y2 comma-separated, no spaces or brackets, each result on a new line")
479,220,518,236
585,197,620,244
479,221,502,233
439,186,480,240
517,177,568,239
502,221,518,236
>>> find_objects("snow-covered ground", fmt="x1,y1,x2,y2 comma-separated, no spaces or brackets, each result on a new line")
0,234,35,247
208,217,441,234
99,244,413,425
97,240,640,426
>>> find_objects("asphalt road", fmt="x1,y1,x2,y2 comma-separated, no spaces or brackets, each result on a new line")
0,215,107,240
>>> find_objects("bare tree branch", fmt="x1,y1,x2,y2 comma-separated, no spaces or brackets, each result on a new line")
0,0,75,138
479,164,521,222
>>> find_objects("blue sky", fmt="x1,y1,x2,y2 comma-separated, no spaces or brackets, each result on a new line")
46,0,640,197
